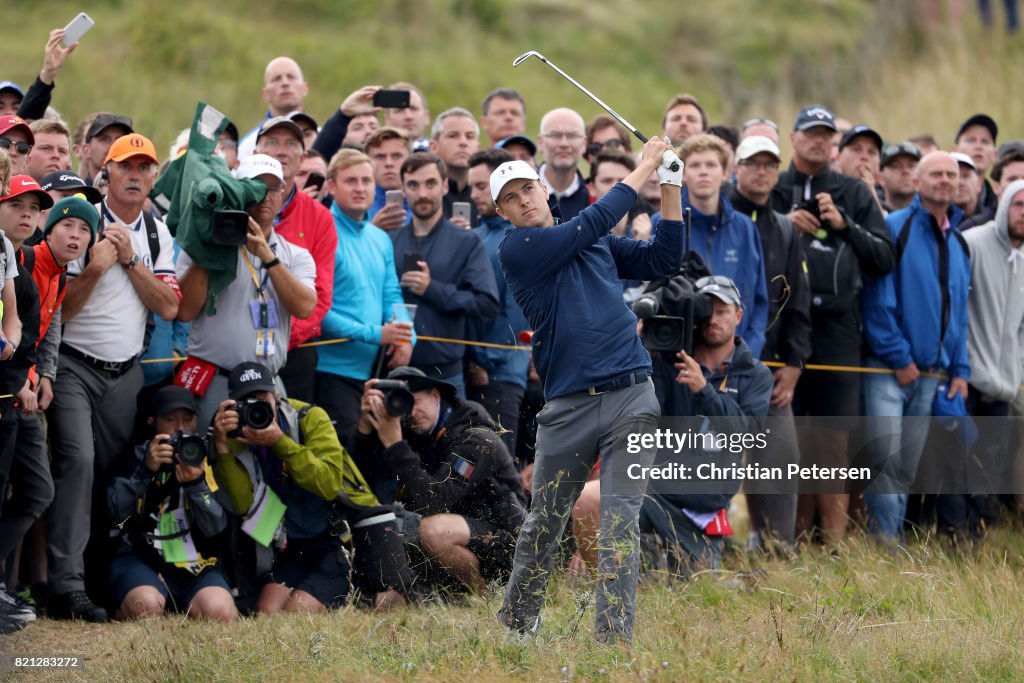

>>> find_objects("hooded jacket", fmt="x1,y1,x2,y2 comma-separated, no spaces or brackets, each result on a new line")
654,189,770,359
964,179,1024,402
352,399,526,532
862,194,971,378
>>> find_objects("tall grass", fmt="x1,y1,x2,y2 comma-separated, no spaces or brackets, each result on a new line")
7,527,1024,680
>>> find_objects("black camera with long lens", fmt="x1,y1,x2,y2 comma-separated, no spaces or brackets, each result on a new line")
373,380,414,418
228,397,275,437
212,210,250,246
168,430,208,468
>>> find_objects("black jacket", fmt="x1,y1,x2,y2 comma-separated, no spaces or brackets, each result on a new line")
310,108,352,163
442,179,479,226
770,164,895,358
728,188,813,367
391,217,499,376
651,337,773,513
16,77,52,121
0,254,40,407
353,399,526,532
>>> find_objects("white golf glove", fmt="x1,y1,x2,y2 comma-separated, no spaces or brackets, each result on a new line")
657,149,683,187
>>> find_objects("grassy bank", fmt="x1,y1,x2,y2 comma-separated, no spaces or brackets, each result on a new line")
6,526,1024,681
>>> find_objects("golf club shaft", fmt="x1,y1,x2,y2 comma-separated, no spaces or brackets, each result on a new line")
523,52,648,143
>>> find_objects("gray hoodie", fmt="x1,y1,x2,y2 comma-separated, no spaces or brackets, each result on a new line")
964,179,1024,402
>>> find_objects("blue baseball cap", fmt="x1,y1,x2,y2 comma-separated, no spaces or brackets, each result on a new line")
0,81,24,99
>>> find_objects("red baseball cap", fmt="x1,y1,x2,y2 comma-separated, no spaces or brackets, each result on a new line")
1,174,55,209
0,115,33,144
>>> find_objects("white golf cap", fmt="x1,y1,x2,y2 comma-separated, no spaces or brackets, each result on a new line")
236,153,284,183
950,151,976,171
736,135,781,163
490,160,540,202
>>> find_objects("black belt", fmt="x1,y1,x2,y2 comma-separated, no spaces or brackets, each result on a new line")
60,344,137,377
586,370,650,396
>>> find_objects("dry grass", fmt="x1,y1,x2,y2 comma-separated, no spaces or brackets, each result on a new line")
6,525,1024,681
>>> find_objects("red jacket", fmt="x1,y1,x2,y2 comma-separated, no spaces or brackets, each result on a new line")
276,188,336,349
24,241,68,387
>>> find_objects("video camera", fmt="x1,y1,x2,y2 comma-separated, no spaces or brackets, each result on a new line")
374,380,415,418
634,251,713,355
227,397,275,438
160,430,208,469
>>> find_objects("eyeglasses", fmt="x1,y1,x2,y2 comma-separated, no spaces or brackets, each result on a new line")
257,137,302,152
262,182,287,197
742,118,779,132
0,138,32,155
586,139,627,157
541,131,584,142
737,159,780,171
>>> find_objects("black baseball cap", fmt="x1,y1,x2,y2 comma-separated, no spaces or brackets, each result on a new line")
793,105,837,132
85,114,133,142
839,125,883,153
228,362,277,399
997,140,1024,159
287,111,318,133
39,170,103,204
386,366,457,400
955,114,998,144
151,385,197,417
880,142,922,168
495,134,538,157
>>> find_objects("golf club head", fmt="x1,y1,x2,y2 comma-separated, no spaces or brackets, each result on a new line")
513,51,545,67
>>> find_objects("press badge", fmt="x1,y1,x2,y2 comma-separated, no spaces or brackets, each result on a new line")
157,508,200,564
256,330,275,359
242,481,287,547
249,299,280,329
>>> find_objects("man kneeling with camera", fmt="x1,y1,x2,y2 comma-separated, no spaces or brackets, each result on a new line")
211,361,358,614
106,386,237,621
353,367,525,603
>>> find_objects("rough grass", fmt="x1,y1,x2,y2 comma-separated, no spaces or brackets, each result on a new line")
7,524,1024,681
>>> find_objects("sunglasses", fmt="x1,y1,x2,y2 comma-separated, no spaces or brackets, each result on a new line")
741,118,779,132
695,275,743,303
586,138,627,157
0,137,32,155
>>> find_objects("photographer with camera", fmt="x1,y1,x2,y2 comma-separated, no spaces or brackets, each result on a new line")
176,153,316,429
573,276,772,575
105,386,237,622
352,366,525,602
211,361,360,614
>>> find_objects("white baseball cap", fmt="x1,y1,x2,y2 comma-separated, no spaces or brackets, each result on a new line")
736,136,781,163
950,151,976,171
236,154,284,183
490,160,540,203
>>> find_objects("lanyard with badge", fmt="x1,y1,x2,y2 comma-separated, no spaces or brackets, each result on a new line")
242,247,279,359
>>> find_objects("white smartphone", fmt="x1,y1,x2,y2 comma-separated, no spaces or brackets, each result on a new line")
452,201,472,224
62,12,95,47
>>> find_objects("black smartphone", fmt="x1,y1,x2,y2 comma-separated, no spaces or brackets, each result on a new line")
373,89,411,109
403,251,423,272
305,172,325,192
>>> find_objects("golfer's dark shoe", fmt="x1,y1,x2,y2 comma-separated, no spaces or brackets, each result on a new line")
48,591,109,623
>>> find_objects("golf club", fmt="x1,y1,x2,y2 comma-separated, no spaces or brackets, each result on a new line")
513,50,679,171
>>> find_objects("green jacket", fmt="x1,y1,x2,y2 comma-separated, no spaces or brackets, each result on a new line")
213,398,378,539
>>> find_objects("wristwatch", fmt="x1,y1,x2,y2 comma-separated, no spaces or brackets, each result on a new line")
123,254,140,270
